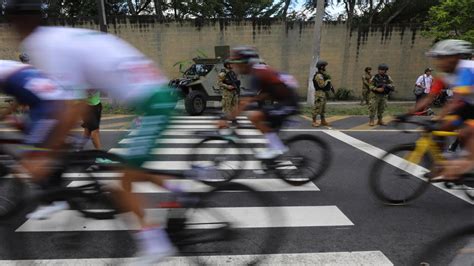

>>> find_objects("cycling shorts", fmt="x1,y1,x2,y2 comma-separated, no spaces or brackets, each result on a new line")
445,101,474,128
261,103,299,130
118,86,178,167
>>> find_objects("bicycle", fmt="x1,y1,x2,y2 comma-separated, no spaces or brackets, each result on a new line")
188,116,332,186
0,135,282,264
369,117,474,205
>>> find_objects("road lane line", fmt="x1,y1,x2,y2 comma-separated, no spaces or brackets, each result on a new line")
323,130,474,204
141,161,295,170
119,138,267,145
109,147,265,155
67,179,320,193
16,206,353,232
0,251,393,265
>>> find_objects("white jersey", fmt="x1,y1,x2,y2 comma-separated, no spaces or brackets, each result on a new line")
21,27,169,102
0,60,27,82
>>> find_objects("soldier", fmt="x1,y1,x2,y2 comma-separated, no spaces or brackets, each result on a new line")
219,62,240,115
368,64,394,126
361,67,372,105
312,60,334,127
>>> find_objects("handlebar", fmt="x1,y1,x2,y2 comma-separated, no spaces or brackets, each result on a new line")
392,115,439,133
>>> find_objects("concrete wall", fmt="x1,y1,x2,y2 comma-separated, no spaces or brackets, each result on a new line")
0,18,433,100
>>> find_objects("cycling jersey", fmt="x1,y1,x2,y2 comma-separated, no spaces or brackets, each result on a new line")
249,64,299,129
22,26,177,166
453,60,474,103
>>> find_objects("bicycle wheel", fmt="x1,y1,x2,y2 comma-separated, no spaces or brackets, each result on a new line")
176,183,284,265
369,144,432,205
64,150,126,220
274,134,331,186
188,137,246,186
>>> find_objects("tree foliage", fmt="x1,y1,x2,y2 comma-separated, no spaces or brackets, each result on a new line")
423,0,474,43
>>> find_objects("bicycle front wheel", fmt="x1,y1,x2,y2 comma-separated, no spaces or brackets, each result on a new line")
188,137,246,186
369,144,432,205
177,183,284,265
275,134,332,186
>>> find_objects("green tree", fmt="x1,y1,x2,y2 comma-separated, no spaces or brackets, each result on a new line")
423,0,474,43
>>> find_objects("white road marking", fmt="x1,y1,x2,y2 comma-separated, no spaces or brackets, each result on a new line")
171,120,252,124
172,116,247,119
141,160,295,170
67,178,319,193
109,147,265,155
324,130,474,204
0,251,393,265
16,206,353,232
155,138,267,144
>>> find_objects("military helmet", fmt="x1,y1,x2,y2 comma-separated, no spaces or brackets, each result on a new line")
426,39,472,57
227,46,260,64
378,64,389,71
5,0,42,15
316,60,328,69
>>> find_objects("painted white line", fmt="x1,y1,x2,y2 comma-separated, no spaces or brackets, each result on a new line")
172,116,247,119
171,120,251,124
324,130,474,204
0,251,393,265
141,160,295,170
67,178,319,193
62,172,123,179
16,206,353,232
125,129,263,136
119,138,267,145
109,147,265,155
167,125,219,129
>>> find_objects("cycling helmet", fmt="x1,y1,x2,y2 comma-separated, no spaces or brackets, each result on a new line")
426,39,473,57
378,64,389,71
19,53,29,63
4,0,42,15
316,60,328,69
227,46,260,64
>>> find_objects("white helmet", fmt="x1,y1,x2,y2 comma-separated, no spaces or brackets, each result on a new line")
426,39,472,57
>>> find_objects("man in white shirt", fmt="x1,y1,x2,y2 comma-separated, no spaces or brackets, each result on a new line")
415,68,433,99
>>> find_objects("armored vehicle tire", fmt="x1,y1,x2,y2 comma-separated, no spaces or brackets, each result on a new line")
185,90,207,115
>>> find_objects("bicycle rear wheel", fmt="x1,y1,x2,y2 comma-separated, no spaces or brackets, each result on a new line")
274,134,331,186
64,150,126,220
369,144,432,205
188,137,246,186
176,183,284,265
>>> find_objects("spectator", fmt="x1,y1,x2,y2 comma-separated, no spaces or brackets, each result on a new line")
414,68,433,102
82,90,102,149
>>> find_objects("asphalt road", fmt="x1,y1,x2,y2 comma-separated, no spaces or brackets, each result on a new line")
0,110,472,265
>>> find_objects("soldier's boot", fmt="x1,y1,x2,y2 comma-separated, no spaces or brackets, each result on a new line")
369,118,375,127
320,116,330,127
377,118,387,126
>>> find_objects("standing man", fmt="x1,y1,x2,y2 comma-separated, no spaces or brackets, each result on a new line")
312,60,334,127
414,68,433,102
368,64,394,126
361,67,372,105
219,62,239,115
82,90,102,149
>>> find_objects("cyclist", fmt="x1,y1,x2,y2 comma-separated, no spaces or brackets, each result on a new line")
218,46,300,159
6,0,177,263
0,60,70,216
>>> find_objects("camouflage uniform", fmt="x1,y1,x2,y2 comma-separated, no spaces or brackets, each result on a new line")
219,68,239,114
369,74,394,123
361,72,371,105
312,71,332,123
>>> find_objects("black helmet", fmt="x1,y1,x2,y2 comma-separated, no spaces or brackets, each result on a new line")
4,0,42,15
19,53,29,63
378,64,389,71
316,60,328,69
227,46,260,64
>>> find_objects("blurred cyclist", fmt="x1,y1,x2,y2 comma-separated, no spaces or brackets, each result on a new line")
6,0,177,263
218,46,300,159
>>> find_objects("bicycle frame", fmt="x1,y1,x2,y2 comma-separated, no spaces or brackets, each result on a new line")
405,131,459,165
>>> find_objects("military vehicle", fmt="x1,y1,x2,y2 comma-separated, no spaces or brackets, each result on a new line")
169,58,252,115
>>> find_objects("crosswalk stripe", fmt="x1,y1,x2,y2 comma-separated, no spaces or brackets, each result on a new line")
67,179,320,193
0,251,394,265
16,206,353,232
170,120,252,124
172,116,247,119
155,138,267,144
167,125,220,129
110,147,265,155
126,129,263,136
142,161,294,170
